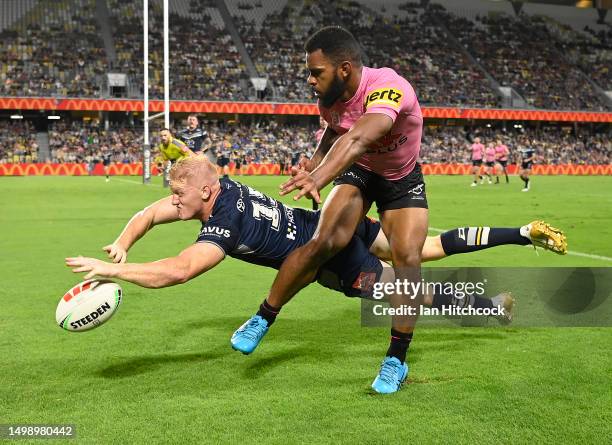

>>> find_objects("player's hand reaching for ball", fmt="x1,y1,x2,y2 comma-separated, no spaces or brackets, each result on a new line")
65,256,116,280
280,170,321,203
297,156,316,172
103,243,128,263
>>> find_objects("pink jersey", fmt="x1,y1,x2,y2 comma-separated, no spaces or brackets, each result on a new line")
485,147,496,162
495,144,508,161
318,66,422,180
471,143,484,161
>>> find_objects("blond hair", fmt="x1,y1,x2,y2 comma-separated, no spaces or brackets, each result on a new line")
169,155,218,186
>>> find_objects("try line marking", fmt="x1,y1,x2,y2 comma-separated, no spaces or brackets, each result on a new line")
114,177,612,263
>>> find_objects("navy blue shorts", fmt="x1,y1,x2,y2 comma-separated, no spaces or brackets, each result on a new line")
317,217,384,299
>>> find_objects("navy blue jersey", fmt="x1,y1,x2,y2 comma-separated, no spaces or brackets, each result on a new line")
196,178,319,269
177,127,207,153
519,147,535,161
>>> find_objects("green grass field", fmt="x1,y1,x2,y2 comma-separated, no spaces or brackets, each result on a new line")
1,175,611,444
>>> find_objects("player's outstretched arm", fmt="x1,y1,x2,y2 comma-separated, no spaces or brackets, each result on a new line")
281,113,393,201
308,125,338,170
104,196,180,263
66,242,225,288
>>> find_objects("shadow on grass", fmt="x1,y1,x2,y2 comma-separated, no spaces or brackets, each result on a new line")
97,350,226,379
239,347,306,379
418,331,510,342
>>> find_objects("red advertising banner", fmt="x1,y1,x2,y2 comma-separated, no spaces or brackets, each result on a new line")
2,97,612,122
1,163,610,176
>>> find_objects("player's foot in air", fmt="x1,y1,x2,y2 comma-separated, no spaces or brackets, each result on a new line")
371,356,408,394
490,292,514,325
521,220,567,255
231,315,269,354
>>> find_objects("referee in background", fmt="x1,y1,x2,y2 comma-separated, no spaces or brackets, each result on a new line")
177,114,215,164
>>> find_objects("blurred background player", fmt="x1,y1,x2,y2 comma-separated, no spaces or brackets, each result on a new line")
154,128,195,185
519,143,536,192
217,139,231,178
494,139,510,184
102,151,112,182
484,142,496,184
470,137,484,186
232,150,243,175
177,114,215,164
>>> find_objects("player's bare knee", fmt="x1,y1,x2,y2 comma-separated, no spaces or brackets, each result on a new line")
392,250,422,268
307,234,344,261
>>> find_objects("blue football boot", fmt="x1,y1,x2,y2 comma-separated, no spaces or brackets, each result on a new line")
231,315,269,354
371,356,409,394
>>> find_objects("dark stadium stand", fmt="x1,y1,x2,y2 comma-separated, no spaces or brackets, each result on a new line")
1,0,609,110
0,0,108,97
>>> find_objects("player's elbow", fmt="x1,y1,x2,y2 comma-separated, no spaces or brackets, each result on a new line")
344,133,371,158
173,267,194,285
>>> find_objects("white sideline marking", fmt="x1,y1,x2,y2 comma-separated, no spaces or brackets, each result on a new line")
114,178,612,263
113,177,163,187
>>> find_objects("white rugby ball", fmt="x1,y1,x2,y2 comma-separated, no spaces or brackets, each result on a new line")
56,280,122,332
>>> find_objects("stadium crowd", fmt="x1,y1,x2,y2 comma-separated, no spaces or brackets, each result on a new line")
47,121,144,164
0,0,107,98
0,0,609,111
109,0,247,100
433,4,608,111
419,126,611,165
1,118,609,166
0,120,39,163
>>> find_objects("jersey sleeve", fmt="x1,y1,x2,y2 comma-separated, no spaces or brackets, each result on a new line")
173,138,189,152
363,72,412,123
195,205,240,256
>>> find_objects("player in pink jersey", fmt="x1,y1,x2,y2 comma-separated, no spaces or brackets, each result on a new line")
494,139,510,184
231,26,427,394
470,137,485,186
484,143,496,184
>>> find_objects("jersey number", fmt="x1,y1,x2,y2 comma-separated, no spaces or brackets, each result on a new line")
252,202,281,231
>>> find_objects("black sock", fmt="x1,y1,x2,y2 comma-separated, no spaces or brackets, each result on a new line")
440,227,530,255
525,178,530,187
256,299,281,326
505,171,509,183
386,328,412,363
432,292,494,311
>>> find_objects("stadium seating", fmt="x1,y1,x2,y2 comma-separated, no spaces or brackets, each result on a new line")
2,117,608,166
47,121,146,163
0,120,38,163
0,0,107,97
434,4,609,110
1,0,609,110
109,0,247,100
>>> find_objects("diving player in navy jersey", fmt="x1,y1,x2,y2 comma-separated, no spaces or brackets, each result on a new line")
66,156,566,377
67,154,565,298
